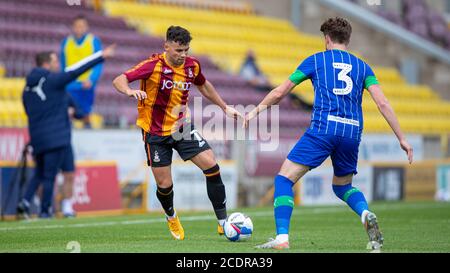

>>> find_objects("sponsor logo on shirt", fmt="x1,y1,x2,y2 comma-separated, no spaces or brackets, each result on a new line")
161,80,192,91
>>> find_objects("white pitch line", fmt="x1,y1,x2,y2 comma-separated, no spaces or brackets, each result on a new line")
0,208,344,232
0,202,445,232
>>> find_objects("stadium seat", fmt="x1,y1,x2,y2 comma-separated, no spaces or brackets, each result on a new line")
100,0,449,134
1,0,449,133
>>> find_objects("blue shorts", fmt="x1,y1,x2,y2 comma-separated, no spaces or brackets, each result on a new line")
67,86,94,114
287,131,360,177
60,145,75,173
35,145,75,174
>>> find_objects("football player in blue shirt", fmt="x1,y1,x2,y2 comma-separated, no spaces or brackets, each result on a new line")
244,17,413,250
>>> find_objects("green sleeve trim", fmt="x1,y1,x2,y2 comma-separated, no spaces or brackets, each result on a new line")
365,75,379,90
289,70,308,85
274,196,295,208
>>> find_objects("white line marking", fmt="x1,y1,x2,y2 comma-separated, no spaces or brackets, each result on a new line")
0,203,445,232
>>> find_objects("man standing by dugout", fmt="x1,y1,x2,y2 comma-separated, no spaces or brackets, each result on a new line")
17,45,115,218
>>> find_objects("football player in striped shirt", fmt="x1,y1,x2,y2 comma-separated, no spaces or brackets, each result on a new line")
245,17,413,250
113,26,243,240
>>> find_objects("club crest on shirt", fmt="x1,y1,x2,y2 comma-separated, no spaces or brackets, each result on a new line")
188,67,194,78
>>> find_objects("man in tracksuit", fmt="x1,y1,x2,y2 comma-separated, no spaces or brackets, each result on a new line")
17,45,115,218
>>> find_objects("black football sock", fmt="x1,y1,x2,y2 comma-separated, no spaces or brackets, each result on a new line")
203,164,227,222
156,184,175,217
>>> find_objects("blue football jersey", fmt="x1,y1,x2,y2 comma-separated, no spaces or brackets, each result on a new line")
289,49,379,140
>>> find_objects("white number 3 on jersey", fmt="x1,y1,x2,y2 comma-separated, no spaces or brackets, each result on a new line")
333,63,353,95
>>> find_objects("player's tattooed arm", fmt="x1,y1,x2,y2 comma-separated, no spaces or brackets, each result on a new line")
243,79,296,128
112,74,147,100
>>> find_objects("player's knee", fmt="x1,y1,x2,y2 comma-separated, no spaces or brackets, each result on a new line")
332,174,353,185
279,160,309,182
278,171,297,183
154,173,173,188
156,179,173,188
152,166,173,187
194,149,217,170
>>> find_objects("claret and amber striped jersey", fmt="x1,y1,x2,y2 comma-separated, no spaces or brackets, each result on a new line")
124,53,206,136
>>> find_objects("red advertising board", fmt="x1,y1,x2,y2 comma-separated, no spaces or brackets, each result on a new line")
72,162,122,213
0,160,122,217
0,128,29,162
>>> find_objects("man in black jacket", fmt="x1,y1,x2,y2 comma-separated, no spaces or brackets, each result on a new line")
17,45,115,218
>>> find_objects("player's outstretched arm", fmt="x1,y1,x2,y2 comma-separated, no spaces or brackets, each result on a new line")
58,44,116,87
368,84,413,164
196,80,243,120
112,74,147,100
243,79,296,128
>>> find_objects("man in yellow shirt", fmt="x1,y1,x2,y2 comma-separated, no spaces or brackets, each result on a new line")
60,15,103,128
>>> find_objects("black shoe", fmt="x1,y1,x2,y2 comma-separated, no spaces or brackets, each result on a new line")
16,200,30,220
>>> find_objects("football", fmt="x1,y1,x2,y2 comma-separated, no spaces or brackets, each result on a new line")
223,212,253,242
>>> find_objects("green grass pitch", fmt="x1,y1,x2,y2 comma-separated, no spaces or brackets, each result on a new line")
0,201,449,253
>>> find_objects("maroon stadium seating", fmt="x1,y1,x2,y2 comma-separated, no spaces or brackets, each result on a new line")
0,0,311,130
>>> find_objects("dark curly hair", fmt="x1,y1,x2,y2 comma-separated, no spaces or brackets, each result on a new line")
320,17,352,45
166,25,192,45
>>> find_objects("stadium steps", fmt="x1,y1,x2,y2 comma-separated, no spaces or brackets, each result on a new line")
146,0,254,14
102,0,450,134
0,0,279,129
0,77,27,128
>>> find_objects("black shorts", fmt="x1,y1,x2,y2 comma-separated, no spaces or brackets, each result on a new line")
142,125,211,167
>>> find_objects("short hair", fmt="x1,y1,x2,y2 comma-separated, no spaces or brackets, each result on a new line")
35,51,54,67
72,14,88,23
320,17,352,45
166,26,192,45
